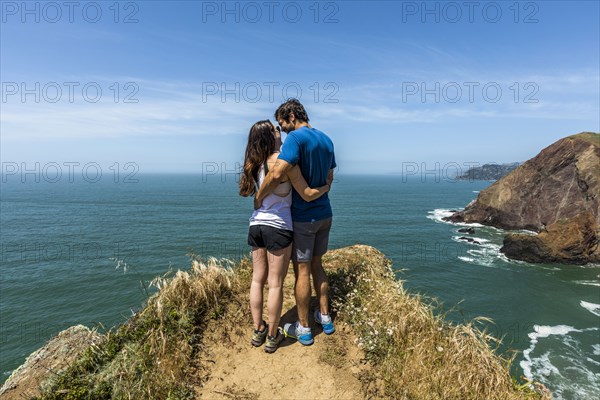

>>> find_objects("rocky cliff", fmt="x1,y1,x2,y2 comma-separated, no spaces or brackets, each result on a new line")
444,132,599,264
0,325,101,400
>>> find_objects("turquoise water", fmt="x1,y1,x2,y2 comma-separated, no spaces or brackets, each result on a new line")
1,174,598,398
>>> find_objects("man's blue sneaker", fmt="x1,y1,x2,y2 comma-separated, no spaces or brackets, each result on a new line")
314,310,335,335
283,321,314,346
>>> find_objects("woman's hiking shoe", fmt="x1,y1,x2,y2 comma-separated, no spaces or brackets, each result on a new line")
283,321,314,346
314,310,335,335
264,328,284,353
251,321,268,347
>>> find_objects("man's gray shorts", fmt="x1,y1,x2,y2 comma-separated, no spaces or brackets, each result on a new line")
292,217,332,263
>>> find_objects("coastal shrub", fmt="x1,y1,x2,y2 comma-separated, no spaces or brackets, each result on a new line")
324,245,547,400
35,256,238,400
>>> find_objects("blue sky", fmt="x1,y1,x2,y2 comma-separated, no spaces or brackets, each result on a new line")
1,0,599,174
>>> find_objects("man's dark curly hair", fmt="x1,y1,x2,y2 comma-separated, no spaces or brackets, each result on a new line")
274,98,310,123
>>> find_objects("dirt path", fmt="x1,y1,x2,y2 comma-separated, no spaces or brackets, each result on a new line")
195,265,366,400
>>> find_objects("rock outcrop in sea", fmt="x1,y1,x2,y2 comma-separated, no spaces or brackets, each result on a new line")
444,132,599,264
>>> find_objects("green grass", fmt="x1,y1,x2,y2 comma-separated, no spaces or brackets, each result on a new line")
570,131,599,146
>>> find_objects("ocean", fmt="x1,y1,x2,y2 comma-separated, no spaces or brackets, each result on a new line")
1,174,598,399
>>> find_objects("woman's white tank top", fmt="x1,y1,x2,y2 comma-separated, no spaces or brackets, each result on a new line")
249,163,293,230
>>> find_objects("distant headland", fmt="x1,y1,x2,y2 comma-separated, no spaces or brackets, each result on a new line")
456,162,522,181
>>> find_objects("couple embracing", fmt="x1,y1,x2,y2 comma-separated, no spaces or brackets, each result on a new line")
239,99,336,353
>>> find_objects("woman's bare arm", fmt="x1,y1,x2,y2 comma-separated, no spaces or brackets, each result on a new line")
287,165,329,202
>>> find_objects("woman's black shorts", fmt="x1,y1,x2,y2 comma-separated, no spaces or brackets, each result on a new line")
248,225,293,251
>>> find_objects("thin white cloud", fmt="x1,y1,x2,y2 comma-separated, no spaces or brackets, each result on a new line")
1,69,597,140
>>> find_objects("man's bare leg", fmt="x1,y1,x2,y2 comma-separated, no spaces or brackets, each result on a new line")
311,255,329,315
293,259,312,327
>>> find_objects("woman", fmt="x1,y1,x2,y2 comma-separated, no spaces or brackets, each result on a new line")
239,120,329,353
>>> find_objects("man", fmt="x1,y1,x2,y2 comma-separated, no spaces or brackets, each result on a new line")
255,98,336,345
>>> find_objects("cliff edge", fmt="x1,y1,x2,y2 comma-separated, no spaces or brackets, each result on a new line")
2,246,548,399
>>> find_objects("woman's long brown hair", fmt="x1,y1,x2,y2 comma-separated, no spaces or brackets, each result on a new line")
239,120,276,197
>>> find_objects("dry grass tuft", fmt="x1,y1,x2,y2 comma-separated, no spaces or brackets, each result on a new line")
324,244,548,400
36,256,240,400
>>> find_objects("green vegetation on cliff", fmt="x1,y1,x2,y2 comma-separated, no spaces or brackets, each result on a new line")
35,257,238,399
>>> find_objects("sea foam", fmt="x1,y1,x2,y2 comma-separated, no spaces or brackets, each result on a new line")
573,280,600,287
520,324,600,398
427,209,484,227
580,301,600,317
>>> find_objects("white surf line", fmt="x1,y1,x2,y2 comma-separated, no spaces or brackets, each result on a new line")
580,301,600,317
574,280,600,287
520,324,600,381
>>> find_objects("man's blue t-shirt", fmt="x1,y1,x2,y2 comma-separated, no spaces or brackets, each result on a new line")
278,126,336,222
